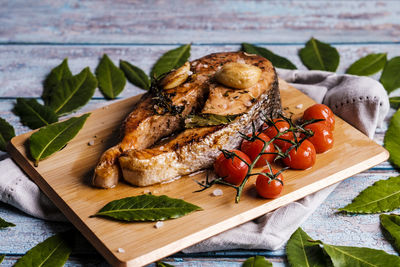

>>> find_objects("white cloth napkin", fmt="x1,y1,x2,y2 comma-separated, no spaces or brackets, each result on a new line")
0,69,390,252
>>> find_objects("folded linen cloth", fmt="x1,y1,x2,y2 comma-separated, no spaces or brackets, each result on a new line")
0,69,390,252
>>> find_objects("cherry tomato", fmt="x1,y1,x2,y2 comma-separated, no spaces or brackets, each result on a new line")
214,150,251,185
262,119,294,148
240,132,276,167
303,104,335,131
256,168,284,199
302,122,334,153
281,139,316,170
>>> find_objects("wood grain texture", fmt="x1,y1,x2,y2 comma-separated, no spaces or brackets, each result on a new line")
1,1,399,44
1,44,399,98
7,81,389,266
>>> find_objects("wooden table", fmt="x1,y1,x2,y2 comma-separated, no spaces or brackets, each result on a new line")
0,1,399,266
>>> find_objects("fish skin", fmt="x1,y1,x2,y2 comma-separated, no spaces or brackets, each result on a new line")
119,52,281,186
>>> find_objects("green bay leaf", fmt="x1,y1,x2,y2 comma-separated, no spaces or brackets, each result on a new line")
93,194,202,222
299,38,339,72
385,109,400,168
0,217,15,229
380,56,400,93
380,214,400,253
14,98,58,129
96,54,126,99
346,53,387,76
120,60,150,90
42,58,72,105
322,243,400,267
0,117,15,152
0,255,4,264
185,113,241,129
241,43,297,69
286,228,327,267
48,67,97,116
390,97,400,110
242,255,272,267
151,44,191,78
14,232,72,267
338,176,400,214
29,113,90,165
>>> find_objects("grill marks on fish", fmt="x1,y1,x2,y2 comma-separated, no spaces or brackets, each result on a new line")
118,52,281,187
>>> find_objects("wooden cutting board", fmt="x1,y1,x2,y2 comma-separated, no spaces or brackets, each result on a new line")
7,80,389,267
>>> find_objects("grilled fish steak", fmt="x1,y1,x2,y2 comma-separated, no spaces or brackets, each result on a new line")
118,52,281,186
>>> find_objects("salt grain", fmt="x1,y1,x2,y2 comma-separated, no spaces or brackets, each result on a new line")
117,248,125,253
296,104,303,109
203,64,208,68
154,221,164,229
187,70,193,75
88,140,95,146
212,189,223,196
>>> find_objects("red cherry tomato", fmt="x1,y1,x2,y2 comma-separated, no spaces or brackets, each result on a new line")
262,119,294,148
281,139,316,170
303,104,335,131
240,132,276,167
302,122,334,153
214,150,251,185
256,168,284,199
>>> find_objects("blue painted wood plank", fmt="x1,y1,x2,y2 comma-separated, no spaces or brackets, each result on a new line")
0,44,399,98
1,1,399,44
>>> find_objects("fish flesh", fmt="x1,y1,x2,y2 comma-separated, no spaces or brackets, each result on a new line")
117,52,281,186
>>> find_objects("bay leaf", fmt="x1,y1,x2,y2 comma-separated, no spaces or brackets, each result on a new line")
380,214,400,253
120,60,150,90
385,109,400,168
338,176,400,214
42,58,72,105
380,56,400,93
185,113,241,129
151,44,191,78
0,117,15,152
390,97,400,110
299,38,339,72
286,228,327,267
48,67,97,116
242,255,272,267
0,217,15,229
96,54,126,99
322,243,400,267
346,53,387,76
29,113,90,165
0,255,4,264
14,98,58,129
93,194,202,222
14,232,72,267
241,43,297,69
156,262,175,267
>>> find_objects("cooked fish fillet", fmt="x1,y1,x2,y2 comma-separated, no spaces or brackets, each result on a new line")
118,52,281,186
92,65,210,188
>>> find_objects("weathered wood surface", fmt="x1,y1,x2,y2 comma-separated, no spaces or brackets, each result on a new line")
1,0,399,44
1,44,399,98
1,0,400,266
